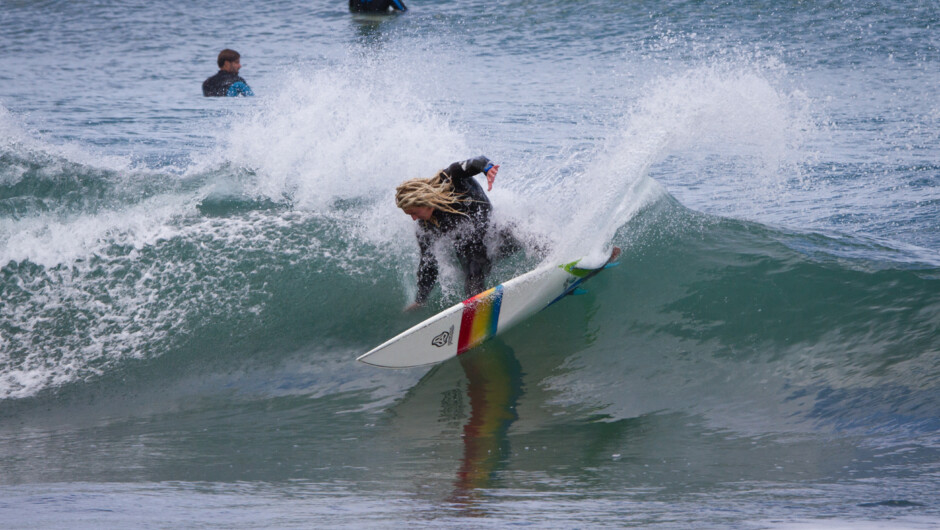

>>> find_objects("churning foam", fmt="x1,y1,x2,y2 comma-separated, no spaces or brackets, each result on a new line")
219,56,468,208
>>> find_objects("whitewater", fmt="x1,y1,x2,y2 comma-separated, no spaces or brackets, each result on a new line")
1,0,938,527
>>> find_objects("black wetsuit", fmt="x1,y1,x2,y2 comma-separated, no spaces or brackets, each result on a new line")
414,156,495,303
202,71,254,97
349,0,407,13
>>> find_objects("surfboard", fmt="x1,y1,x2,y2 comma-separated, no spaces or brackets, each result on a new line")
357,247,621,368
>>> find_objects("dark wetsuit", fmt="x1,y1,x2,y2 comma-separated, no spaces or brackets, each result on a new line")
202,71,254,97
349,0,407,13
415,156,495,303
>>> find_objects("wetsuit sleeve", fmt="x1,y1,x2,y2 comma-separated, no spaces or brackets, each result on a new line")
444,156,491,184
415,231,438,304
226,82,255,97
390,0,407,11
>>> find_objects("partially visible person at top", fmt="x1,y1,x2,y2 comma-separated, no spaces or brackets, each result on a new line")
202,49,254,97
349,0,407,14
396,156,520,311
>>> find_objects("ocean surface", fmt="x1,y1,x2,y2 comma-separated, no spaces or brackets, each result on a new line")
1,0,938,527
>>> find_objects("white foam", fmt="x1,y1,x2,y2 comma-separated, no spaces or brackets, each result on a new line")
0,196,192,268
625,60,817,223
216,56,469,212
542,60,814,258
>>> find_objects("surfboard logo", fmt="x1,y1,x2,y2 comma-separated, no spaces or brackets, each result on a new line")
432,325,454,348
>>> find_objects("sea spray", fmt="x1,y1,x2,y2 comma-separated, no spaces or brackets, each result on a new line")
547,61,814,261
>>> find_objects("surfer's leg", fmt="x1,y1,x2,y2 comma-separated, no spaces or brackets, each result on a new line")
493,225,523,260
458,238,492,296
464,257,487,296
488,222,551,260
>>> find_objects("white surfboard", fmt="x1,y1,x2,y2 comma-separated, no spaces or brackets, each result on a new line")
357,247,621,368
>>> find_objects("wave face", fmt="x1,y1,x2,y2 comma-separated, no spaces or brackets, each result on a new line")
2,140,937,444
1,0,939,526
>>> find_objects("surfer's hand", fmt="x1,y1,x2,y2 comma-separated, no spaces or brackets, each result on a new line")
404,302,423,312
486,164,499,191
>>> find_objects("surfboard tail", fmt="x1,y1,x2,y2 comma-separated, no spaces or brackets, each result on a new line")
566,246,622,275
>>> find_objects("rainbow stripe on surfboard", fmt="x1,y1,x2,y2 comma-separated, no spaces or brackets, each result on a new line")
457,285,504,354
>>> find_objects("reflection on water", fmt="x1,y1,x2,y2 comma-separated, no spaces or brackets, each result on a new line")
450,343,525,508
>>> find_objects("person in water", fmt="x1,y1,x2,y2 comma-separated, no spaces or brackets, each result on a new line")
396,156,506,310
202,49,254,97
349,0,407,13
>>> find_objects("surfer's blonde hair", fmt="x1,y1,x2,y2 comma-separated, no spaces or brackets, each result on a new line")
395,171,467,216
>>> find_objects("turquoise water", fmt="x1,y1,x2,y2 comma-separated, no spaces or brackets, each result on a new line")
1,0,938,527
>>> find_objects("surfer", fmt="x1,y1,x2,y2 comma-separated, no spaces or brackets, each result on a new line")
349,0,407,13
202,49,254,97
396,156,513,310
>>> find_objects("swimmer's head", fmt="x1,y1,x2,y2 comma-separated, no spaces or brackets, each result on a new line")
217,49,241,72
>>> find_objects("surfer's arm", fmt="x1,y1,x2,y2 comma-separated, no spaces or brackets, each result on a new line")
447,156,499,191
226,81,254,97
414,232,438,305
390,0,407,11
